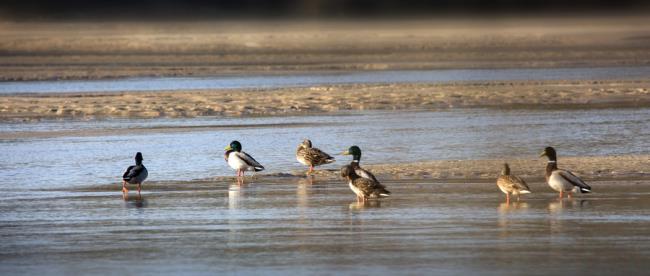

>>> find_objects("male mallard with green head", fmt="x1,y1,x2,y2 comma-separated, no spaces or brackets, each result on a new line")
540,146,592,199
340,164,390,202
224,140,265,178
122,152,148,197
496,163,531,203
342,145,379,183
296,139,335,173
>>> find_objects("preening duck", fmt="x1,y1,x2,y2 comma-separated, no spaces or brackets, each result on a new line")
496,163,531,203
342,145,379,183
540,147,592,199
122,152,148,196
225,140,265,178
340,164,390,202
296,139,335,173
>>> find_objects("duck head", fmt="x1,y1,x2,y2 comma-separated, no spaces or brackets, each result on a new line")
539,146,557,161
225,140,242,152
300,139,312,149
135,152,143,164
342,145,362,162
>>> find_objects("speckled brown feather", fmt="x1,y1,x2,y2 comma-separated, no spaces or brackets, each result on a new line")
296,140,335,166
497,175,530,194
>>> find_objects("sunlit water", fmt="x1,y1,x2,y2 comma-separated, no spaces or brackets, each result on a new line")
2,66,650,94
1,178,649,275
1,108,649,189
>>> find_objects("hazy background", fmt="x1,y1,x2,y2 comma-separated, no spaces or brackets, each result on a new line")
1,0,650,21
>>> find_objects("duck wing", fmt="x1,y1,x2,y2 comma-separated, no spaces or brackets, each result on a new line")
353,178,390,197
123,165,144,181
506,175,531,192
356,167,380,183
557,169,591,192
238,151,265,171
305,148,335,165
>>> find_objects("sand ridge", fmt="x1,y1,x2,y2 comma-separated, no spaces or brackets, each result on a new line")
2,79,649,121
272,155,650,184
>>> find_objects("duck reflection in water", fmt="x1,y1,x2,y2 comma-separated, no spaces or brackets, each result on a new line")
548,199,590,214
349,200,382,211
123,194,147,208
228,183,243,210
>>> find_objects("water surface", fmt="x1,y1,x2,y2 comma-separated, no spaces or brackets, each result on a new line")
1,178,649,275
2,66,650,94
2,108,649,189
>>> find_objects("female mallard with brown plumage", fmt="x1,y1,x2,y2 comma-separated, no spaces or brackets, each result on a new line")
340,164,390,202
342,145,379,183
496,163,531,203
296,139,335,173
540,146,592,199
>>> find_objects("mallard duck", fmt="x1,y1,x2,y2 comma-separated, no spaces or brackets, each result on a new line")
496,163,531,203
340,164,390,202
540,146,592,198
296,139,335,173
342,145,379,183
122,152,148,196
225,140,265,177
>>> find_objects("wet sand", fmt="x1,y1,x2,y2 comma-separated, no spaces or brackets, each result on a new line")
2,79,650,121
1,17,650,81
2,177,650,275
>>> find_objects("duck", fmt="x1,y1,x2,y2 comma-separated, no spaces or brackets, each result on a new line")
496,163,531,203
296,139,335,173
224,140,265,178
540,146,592,198
340,164,390,202
122,152,148,196
342,145,379,183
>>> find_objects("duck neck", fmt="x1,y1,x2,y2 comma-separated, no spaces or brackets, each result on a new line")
352,154,361,164
545,160,557,180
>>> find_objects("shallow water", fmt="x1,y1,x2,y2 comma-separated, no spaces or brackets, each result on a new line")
2,66,650,94
1,108,649,189
1,178,649,275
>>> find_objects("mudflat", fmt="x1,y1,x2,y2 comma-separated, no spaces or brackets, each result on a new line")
2,79,650,121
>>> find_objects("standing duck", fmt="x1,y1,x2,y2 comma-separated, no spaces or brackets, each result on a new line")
340,164,390,202
342,145,379,183
496,163,531,203
225,140,265,178
296,139,335,173
540,147,592,198
122,152,148,197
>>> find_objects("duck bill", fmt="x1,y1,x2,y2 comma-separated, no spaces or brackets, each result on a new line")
342,150,351,155
224,145,232,151
539,151,547,158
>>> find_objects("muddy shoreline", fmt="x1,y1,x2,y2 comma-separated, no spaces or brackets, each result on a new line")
2,79,650,121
